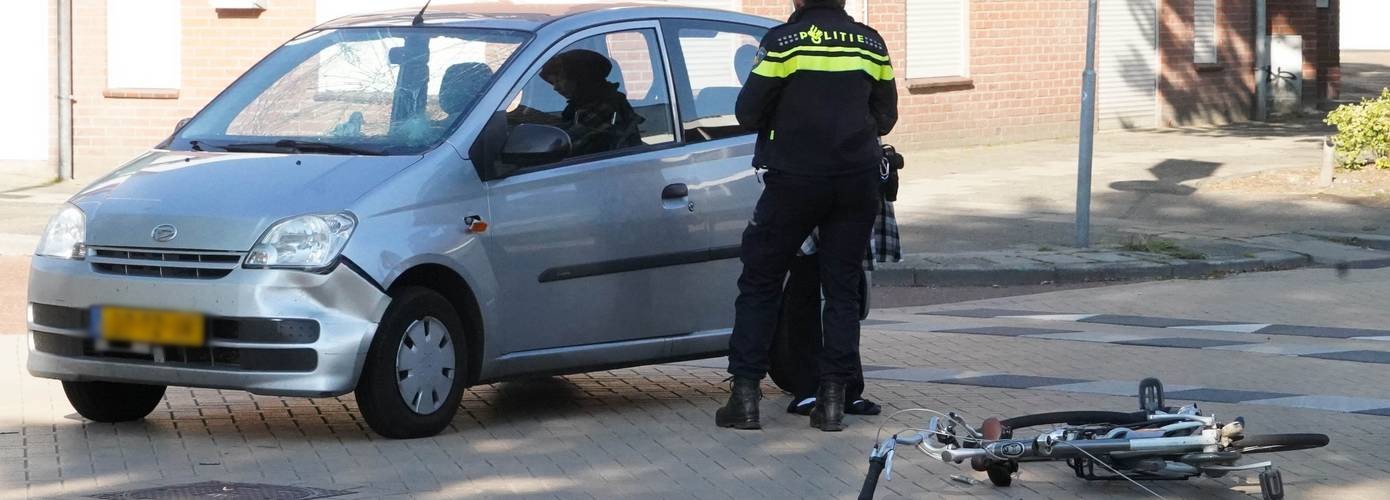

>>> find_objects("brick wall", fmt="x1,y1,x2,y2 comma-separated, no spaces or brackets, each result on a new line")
1268,0,1340,105
57,0,1343,181
72,0,316,179
740,1,1089,148
1158,0,1257,126
881,1,1090,148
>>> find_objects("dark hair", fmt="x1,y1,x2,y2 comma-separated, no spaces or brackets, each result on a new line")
802,0,847,7
539,49,613,84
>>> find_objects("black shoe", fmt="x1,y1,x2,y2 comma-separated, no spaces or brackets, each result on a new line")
846,398,882,415
809,381,846,432
716,377,762,430
786,397,815,416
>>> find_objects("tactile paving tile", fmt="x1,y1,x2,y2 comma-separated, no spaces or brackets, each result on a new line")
1079,314,1239,328
1256,324,1390,339
933,326,1082,337
1164,388,1298,403
1301,350,1390,365
1113,337,1261,349
933,374,1088,390
1242,395,1390,413
861,319,909,326
916,308,1055,318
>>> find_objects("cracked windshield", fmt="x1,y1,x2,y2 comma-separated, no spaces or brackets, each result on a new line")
174,28,526,155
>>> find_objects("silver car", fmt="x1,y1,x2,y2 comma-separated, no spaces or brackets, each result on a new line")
27,4,778,438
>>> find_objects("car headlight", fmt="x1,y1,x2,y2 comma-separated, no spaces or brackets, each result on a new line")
244,213,356,271
36,204,87,260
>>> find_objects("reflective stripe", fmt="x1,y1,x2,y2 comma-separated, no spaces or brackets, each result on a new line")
765,44,890,62
752,54,895,81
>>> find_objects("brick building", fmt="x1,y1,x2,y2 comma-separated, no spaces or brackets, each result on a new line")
1,0,1341,183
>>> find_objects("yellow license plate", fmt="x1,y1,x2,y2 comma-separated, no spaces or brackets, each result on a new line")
95,307,205,347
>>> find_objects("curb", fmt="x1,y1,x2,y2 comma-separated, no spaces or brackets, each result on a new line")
1299,231,1390,252
875,249,1313,287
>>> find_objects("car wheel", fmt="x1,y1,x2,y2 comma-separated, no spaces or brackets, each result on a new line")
356,286,468,439
62,381,165,422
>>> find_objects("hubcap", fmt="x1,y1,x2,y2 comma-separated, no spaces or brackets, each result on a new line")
394,316,456,415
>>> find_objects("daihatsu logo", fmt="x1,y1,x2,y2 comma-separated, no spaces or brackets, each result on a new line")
151,224,178,242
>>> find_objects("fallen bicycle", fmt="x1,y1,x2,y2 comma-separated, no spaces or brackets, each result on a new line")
860,378,1329,500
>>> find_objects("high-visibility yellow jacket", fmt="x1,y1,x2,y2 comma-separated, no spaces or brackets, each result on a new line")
736,4,898,176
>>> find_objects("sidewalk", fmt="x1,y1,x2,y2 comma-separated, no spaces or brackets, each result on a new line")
5,118,1390,286
880,117,1390,285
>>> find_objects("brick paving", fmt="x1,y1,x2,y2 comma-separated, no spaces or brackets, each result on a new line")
5,268,1390,499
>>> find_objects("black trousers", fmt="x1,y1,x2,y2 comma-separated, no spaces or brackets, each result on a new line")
727,169,880,383
777,254,867,401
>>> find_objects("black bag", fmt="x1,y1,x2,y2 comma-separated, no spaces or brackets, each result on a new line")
880,144,905,202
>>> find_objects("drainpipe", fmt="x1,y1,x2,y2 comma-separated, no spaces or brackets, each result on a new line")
1254,0,1269,121
58,0,74,180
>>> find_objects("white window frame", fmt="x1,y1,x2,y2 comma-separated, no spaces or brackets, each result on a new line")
107,0,182,90
906,0,970,80
1194,0,1218,64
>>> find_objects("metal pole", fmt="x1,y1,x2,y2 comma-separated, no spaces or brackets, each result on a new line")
1075,0,1099,248
58,0,74,181
1255,0,1269,121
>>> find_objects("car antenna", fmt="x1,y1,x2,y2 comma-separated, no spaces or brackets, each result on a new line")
412,0,433,27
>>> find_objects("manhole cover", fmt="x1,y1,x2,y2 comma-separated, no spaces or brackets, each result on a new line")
91,481,352,500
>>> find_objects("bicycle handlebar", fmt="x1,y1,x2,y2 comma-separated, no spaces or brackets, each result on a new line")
941,448,987,463
894,432,926,446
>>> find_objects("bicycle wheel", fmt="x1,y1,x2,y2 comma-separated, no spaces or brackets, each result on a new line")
1001,411,1148,429
1231,434,1329,454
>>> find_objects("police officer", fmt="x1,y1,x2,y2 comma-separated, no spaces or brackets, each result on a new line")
716,0,897,432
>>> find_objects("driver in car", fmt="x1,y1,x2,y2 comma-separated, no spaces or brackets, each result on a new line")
534,49,643,157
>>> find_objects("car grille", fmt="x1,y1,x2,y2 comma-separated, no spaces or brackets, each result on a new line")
88,246,244,279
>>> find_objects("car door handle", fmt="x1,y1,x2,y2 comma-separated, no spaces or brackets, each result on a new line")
662,183,688,200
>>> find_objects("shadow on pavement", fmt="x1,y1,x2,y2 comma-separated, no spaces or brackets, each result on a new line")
1341,51,1390,100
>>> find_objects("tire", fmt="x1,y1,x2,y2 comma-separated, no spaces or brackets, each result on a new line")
1231,434,1329,454
1139,377,1164,413
355,287,468,439
1001,410,1148,429
62,381,165,422
768,311,818,396
768,256,823,396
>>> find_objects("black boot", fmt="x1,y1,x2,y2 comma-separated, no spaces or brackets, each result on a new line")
716,377,762,430
809,381,847,432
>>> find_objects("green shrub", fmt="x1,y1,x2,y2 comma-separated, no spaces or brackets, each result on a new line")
1325,89,1390,170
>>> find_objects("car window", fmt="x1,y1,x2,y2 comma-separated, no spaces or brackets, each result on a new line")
174,28,525,155
495,28,674,172
663,21,767,143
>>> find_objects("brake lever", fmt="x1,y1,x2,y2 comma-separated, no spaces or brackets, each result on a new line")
870,437,898,480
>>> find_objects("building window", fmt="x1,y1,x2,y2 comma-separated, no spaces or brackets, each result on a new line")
906,0,969,80
107,0,181,90
1194,0,1218,64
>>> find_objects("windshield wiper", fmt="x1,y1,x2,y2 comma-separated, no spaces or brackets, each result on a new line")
219,139,386,156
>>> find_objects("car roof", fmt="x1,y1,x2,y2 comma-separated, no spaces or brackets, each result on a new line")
317,1,777,32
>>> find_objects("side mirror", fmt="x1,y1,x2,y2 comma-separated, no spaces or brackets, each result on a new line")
500,124,571,168
174,117,191,134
